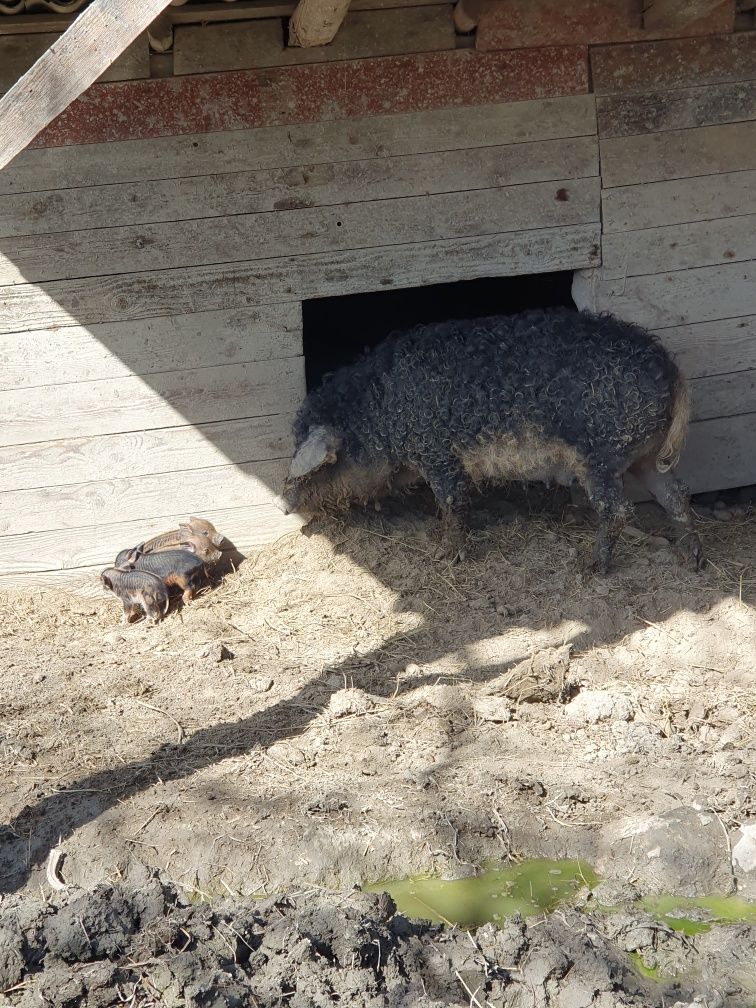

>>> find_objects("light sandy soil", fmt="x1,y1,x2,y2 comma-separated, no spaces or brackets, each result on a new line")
1,486,755,1005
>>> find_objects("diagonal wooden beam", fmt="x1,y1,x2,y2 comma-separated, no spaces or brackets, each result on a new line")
0,0,174,172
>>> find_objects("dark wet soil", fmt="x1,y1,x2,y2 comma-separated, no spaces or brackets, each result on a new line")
1,867,753,1008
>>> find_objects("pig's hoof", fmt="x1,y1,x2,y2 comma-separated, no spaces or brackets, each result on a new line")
585,548,611,576
686,534,705,572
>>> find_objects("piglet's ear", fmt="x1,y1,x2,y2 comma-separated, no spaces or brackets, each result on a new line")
288,425,341,479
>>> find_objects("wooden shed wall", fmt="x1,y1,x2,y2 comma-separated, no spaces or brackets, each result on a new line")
573,33,756,494
0,11,754,592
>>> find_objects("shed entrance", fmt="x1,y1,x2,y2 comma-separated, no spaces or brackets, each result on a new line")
302,271,576,391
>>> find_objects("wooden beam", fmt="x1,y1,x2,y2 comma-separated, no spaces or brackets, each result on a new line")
0,0,174,172
453,0,491,32
0,0,449,35
288,0,351,46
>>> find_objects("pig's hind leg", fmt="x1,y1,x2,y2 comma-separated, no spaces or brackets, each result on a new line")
629,459,704,570
582,467,630,574
121,600,140,624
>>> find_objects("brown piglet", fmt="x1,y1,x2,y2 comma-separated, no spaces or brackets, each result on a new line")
140,517,224,555
147,530,222,564
101,567,170,625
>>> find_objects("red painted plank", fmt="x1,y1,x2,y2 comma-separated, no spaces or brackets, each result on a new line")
591,31,756,95
476,0,734,51
30,46,589,149
477,0,641,50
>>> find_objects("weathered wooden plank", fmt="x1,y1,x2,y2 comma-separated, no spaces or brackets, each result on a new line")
0,136,599,239
602,170,756,232
597,80,756,139
676,412,756,494
601,214,756,280
0,94,598,197
0,414,295,493
641,0,735,34
572,262,756,329
0,304,302,390
475,0,733,51
0,224,602,335
0,502,303,580
690,369,756,422
0,564,111,594
174,6,454,75
0,458,289,538
654,315,756,379
591,33,756,96
30,47,589,150
0,0,175,172
601,121,756,188
476,0,640,51
0,32,149,95
0,179,601,285
0,358,305,446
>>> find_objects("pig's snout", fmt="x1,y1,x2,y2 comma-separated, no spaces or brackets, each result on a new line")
276,485,297,515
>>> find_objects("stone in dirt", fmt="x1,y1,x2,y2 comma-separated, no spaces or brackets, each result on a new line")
565,689,633,724
598,806,734,896
733,822,756,897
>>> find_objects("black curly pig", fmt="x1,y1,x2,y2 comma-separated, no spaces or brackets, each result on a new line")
280,308,703,573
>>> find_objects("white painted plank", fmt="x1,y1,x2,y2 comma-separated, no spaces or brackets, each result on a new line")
0,304,302,390
0,94,598,196
0,0,174,172
0,357,305,446
690,369,756,422
0,502,302,577
0,458,289,537
677,412,756,494
174,6,454,74
601,121,756,188
602,169,756,232
0,179,601,284
0,414,295,492
601,214,756,280
572,262,756,330
0,32,149,94
0,136,599,238
654,315,756,379
596,80,756,139
0,224,602,334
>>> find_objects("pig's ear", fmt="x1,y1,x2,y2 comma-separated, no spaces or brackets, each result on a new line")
288,425,341,479
178,523,194,537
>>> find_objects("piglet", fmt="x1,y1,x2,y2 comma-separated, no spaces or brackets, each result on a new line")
146,530,222,564
114,531,222,569
141,516,224,554
100,567,170,625
130,549,205,603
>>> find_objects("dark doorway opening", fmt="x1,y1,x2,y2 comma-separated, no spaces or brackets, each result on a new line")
302,270,576,390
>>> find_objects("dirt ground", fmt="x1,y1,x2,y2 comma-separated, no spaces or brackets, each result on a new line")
1,485,755,1006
